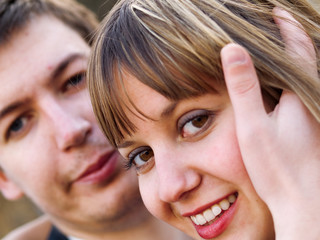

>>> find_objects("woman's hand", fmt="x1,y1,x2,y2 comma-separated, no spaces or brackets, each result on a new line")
221,8,320,240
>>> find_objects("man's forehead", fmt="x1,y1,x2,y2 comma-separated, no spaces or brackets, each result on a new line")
1,16,80,61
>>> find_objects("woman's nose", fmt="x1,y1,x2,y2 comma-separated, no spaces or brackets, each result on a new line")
156,149,201,203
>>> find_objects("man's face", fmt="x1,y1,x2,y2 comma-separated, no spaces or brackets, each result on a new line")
0,16,146,233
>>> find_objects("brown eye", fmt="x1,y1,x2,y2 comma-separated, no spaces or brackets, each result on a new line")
139,149,154,162
178,110,215,138
130,148,154,167
182,114,209,137
191,116,208,128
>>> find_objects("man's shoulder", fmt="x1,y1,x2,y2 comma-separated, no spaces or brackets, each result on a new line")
3,215,52,240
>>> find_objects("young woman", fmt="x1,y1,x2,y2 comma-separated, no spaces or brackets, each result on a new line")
88,0,320,239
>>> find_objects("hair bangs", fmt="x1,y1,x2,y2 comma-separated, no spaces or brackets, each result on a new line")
90,0,227,146
89,0,320,147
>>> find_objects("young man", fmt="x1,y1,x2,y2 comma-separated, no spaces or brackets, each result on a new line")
0,0,189,239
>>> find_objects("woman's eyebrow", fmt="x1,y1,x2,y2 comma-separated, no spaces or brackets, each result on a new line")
160,102,178,118
117,102,178,149
117,140,135,149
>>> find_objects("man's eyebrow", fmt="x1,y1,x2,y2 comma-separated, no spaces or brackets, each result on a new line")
0,101,26,121
50,53,87,80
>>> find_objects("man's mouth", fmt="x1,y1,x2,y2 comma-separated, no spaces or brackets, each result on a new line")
75,151,119,184
190,193,237,226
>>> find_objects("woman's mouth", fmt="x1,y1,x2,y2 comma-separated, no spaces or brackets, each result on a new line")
188,192,238,239
190,193,237,226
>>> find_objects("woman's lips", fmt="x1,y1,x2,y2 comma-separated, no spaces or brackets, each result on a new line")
185,193,238,239
75,151,119,184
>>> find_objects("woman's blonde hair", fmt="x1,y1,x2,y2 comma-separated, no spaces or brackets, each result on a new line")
88,0,320,147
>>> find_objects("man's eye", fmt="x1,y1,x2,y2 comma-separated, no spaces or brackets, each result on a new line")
178,110,215,138
6,116,28,140
131,148,154,167
63,72,86,92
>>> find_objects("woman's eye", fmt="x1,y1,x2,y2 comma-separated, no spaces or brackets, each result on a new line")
178,110,214,138
129,147,154,168
6,116,29,140
63,72,86,92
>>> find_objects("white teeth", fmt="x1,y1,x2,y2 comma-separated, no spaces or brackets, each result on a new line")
189,194,237,226
196,214,207,225
228,194,236,203
211,204,222,216
219,199,230,210
191,215,199,225
203,208,215,222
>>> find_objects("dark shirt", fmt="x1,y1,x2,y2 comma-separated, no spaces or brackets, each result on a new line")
47,226,68,240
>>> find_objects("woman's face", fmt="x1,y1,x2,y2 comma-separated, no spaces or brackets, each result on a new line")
117,71,274,240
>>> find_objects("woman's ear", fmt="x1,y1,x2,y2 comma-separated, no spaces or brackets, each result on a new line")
0,170,24,200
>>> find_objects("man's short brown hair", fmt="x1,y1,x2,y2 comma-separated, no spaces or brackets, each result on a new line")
0,0,98,45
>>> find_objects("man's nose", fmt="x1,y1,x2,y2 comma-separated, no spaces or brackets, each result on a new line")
45,101,92,151
156,147,201,203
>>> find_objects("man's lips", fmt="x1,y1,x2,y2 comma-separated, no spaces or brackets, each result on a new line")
75,151,119,184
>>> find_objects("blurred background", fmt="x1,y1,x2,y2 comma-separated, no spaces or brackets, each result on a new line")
77,0,117,20
0,0,319,238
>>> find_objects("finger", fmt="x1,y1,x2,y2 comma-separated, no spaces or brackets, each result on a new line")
273,7,317,77
273,7,317,120
221,43,266,128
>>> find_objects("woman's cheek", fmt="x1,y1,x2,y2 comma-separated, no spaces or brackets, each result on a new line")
199,113,248,183
138,174,160,215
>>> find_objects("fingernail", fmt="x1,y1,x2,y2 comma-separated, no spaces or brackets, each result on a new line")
273,7,290,18
222,44,247,65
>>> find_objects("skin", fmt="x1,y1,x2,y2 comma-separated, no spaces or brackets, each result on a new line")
0,15,150,239
116,72,274,240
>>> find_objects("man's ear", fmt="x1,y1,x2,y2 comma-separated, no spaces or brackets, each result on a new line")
0,170,24,200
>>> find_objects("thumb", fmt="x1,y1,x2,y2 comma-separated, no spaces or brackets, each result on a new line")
221,43,267,129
